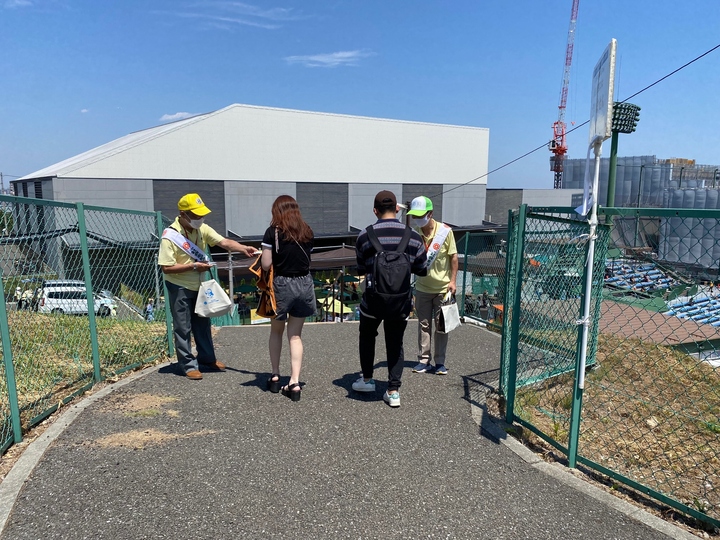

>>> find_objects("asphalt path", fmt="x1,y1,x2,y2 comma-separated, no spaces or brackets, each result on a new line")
0,321,694,539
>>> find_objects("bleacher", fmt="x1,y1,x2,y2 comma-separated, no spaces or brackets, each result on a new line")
604,259,679,293
663,292,720,327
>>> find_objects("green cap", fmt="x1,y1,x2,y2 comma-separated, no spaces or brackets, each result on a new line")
407,196,433,216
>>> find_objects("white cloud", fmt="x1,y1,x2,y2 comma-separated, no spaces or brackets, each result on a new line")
164,2,303,30
80,109,89,113
160,112,194,122
4,0,33,8
285,50,374,68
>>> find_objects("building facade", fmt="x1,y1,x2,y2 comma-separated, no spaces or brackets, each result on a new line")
14,104,490,239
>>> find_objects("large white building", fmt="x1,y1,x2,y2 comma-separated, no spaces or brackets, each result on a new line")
14,103,490,239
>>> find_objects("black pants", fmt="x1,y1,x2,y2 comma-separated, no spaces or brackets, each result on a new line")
359,314,407,392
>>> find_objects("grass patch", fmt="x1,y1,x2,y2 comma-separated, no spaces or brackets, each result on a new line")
512,331,720,523
1,311,168,430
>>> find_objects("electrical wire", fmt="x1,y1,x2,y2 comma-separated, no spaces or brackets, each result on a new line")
432,42,720,200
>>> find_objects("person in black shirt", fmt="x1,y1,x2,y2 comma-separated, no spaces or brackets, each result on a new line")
351,190,428,408
260,195,316,401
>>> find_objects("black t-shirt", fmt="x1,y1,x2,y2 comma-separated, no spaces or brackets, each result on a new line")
261,226,313,277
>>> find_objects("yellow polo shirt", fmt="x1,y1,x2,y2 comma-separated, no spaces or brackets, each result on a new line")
414,221,457,295
158,218,224,291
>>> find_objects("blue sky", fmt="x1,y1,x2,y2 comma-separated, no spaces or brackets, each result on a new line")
1,0,719,190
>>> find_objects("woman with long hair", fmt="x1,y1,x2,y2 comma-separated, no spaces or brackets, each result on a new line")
261,195,316,401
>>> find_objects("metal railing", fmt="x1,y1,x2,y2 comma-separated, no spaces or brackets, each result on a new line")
0,195,171,454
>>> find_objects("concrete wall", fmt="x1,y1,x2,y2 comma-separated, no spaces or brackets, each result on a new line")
486,189,522,224
51,178,155,212
440,184,486,227
224,180,295,238
153,180,226,234
348,184,403,231
521,189,583,207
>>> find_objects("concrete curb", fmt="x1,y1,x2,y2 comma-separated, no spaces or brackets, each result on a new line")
0,362,168,535
468,381,699,540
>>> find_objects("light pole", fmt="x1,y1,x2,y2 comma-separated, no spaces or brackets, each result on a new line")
606,102,641,209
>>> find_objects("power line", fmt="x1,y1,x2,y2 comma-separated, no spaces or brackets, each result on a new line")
434,41,720,200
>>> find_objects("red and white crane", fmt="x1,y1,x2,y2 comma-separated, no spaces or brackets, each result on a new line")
549,0,580,189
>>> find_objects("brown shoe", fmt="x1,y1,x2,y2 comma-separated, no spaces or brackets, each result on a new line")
201,360,226,371
186,369,203,380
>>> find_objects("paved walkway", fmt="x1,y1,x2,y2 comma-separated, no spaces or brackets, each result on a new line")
0,322,695,539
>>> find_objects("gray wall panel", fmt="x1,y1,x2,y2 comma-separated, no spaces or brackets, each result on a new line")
348,183,403,230
485,190,522,225
225,181,296,238
297,183,349,235
153,180,226,233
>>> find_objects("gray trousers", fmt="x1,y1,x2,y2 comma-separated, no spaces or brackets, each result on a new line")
166,281,216,373
414,289,449,365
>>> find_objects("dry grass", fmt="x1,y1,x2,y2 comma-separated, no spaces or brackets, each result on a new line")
513,332,720,526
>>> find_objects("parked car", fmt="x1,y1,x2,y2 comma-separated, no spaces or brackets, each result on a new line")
37,286,116,317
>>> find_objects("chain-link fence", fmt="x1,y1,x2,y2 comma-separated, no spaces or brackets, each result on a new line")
459,231,506,329
498,205,720,528
0,195,171,454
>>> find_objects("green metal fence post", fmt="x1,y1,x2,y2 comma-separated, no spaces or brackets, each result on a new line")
156,211,174,357
0,268,23,444
606,131,619,208
76,202,102,383
461,232,469,317
504,204,528,424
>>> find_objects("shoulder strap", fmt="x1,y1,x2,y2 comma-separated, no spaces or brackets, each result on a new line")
395,226,412,253
365,226,384,254
162,227,210,262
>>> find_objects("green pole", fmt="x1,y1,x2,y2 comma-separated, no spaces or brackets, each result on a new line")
0,268,23,443
76,202,102,383
606,130,619,208
461,232,469,316
156,211,174,358
504,204,528,425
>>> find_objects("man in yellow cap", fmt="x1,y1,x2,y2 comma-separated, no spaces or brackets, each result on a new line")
158,193,257,380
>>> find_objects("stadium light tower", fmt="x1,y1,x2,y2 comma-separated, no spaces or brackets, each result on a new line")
606,102,641,207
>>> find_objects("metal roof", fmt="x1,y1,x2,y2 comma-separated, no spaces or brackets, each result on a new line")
18,103,489,185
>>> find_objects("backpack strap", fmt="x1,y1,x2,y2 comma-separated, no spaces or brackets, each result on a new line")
366,225,412,255
395,226,412,253
365,225,384,254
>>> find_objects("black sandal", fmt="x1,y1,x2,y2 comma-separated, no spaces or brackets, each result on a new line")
266,374,281,393
281,382,301,402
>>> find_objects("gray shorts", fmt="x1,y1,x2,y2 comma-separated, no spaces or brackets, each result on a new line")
273,274,316,321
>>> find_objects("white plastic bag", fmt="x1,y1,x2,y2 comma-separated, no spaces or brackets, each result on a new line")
195,279,234,318
437,293,461,334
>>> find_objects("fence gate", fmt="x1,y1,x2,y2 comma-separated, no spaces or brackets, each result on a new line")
500,204,720,529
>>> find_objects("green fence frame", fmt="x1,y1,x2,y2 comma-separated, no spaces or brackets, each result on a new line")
498,205,720,528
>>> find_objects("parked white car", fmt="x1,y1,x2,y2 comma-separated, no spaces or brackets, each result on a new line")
37,286,116,317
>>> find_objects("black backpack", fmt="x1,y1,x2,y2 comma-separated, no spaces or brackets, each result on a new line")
364,225,413,319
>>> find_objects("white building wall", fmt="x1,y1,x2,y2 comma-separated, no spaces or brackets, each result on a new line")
224,181,296,238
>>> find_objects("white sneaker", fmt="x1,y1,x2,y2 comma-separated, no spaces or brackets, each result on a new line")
383,390,401,407
352,376,376,393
